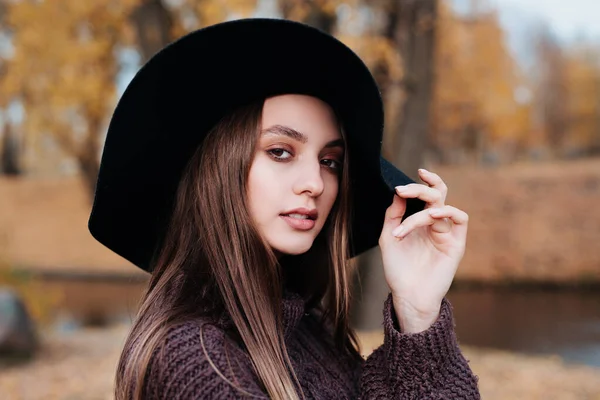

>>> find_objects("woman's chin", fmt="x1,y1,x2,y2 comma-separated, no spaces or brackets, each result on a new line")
269,237,315,256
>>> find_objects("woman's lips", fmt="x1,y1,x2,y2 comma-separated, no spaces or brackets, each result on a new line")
280,215,316,231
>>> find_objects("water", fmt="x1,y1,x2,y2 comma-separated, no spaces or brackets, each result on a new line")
37,276,147,326
447,289,600,367
33,277,600,367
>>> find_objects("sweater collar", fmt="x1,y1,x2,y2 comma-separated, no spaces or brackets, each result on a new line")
281,287,309,339
217,288,308,340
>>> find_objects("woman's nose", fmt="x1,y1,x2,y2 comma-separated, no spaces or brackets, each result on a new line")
292,159,324,197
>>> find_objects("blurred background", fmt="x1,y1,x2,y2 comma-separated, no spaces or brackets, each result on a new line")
0,0,599,399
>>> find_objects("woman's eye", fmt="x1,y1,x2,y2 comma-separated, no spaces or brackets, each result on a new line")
321,159,341,170
267,148,292,160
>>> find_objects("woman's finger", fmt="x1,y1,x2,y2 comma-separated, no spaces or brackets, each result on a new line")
428,205,469,237
391,205,468,239
394,183,444,208
391,208,443,238
381,194,407,239
418,169,448,201
428,205,469,225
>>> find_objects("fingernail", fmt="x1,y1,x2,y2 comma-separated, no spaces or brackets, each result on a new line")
428,208,441,215
395,186,406,192
419,168,428,174
392,225,404,237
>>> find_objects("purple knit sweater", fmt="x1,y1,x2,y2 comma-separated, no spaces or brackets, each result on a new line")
143,291,480,399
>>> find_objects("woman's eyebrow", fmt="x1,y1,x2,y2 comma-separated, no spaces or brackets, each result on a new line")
262,125,307,143
262,125,345,149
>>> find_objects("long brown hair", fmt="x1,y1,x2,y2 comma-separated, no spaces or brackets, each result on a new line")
115,98,360,400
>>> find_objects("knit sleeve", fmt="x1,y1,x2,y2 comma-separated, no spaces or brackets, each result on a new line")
358,294,480,399
144,321,269,400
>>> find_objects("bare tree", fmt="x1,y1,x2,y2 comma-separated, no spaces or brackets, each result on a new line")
389,0,437,177
1,122,21,175
352,0,438,330
130,0,173,62
0,0,22,176
534,27,568,157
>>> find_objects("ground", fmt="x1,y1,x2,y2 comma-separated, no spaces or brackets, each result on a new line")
1,325,599,400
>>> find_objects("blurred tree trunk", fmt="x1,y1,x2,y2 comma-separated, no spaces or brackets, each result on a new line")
1,122,21,176
0,0,19,176
594,76,600,156
535,30,568,158
392,0,437,177
78,114,102,200
131,0,173,62
352,0,438,330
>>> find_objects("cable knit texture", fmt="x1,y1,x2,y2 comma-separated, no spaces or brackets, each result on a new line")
143,290,480,399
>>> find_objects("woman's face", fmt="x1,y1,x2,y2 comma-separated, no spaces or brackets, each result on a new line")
247,94,344,256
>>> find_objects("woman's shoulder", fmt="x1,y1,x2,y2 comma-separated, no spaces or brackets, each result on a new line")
157,318,247,366
165,318,210,336
163,318,226,348
149,318,225,373
144,318,260,399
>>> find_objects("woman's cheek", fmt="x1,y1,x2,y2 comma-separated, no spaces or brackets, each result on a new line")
322,175,339,212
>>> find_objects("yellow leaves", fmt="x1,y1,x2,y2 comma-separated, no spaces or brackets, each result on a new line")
281,0,340,24
561,46,600,150
2,0,137,164
282,1,311,22
226,0,258,16
192,0,257,26
194,2,227,27
1,0,597,171
434,0,600,156
432,2,527,149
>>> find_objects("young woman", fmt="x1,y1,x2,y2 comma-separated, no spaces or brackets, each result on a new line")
88,18,480,399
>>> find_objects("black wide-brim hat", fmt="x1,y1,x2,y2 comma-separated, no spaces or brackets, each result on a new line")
88,18,425,272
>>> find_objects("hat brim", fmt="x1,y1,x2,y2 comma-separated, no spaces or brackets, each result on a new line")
88,18,424,271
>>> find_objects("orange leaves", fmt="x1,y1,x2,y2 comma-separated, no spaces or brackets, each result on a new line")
2,0,133,113
191,0,257,27
433,1,600,161
532,30,600,155
1,0,599,177
0,0,139,180
561,46,600,152
431,1,529,161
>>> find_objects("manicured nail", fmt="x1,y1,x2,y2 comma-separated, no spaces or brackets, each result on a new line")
392,225,404,237
395,185,406,192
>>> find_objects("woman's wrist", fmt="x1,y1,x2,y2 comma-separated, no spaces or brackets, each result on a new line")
392,296,441,334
